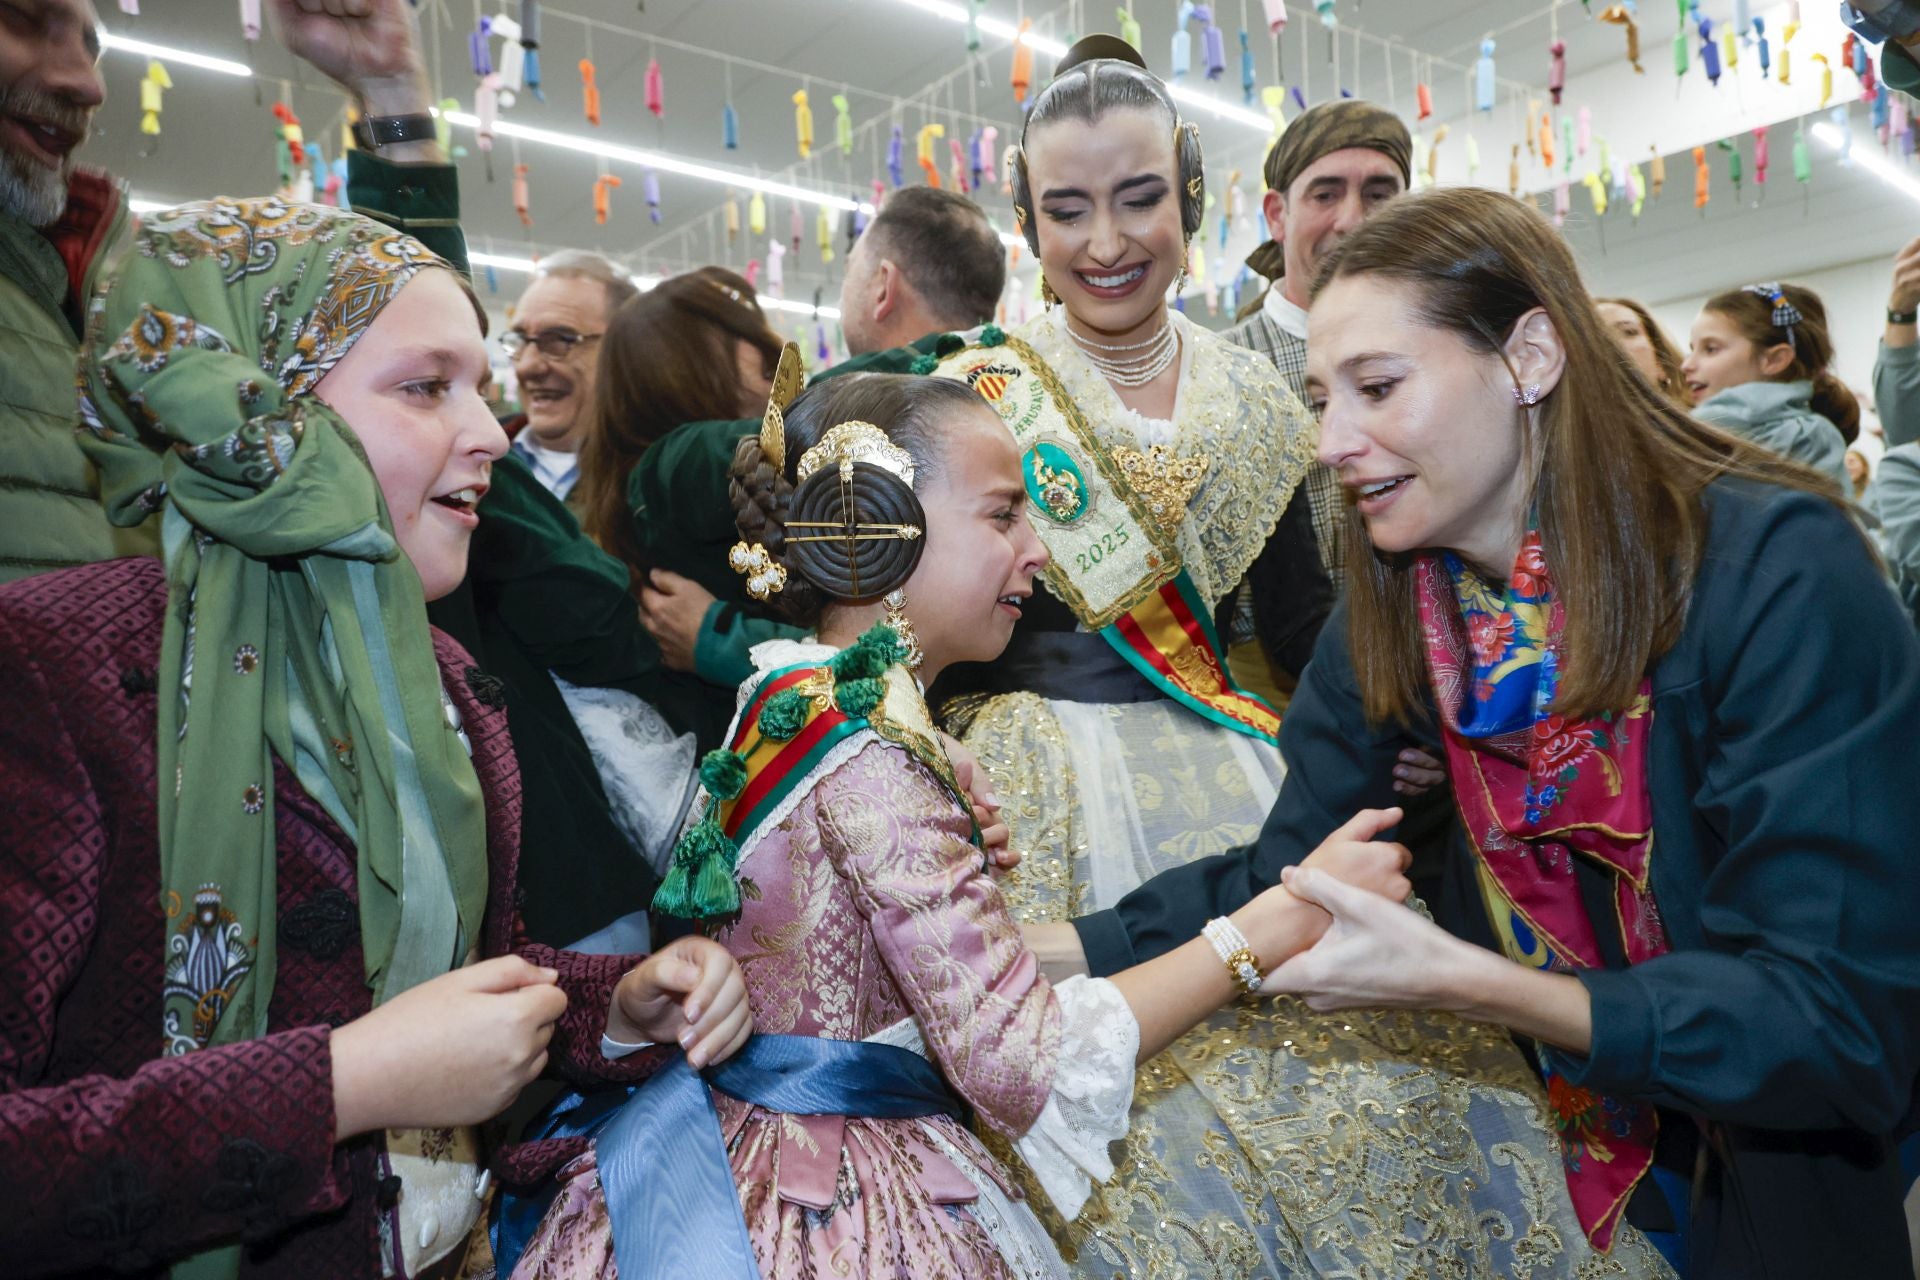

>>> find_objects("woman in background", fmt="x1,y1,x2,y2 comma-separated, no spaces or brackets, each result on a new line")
1597,297,1689,407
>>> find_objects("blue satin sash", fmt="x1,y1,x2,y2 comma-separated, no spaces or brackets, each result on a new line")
494,1033,964,1279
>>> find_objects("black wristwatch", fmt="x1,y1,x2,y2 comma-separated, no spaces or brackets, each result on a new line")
1891,306,1919,326
351,112,437,152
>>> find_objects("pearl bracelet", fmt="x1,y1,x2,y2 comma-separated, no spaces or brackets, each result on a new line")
1202,916,1265,997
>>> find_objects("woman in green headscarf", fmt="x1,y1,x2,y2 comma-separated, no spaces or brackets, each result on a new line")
0,197,750,1279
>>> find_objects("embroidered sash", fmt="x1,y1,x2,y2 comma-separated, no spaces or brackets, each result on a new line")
1415,533,1668,1253
933,331,1280,743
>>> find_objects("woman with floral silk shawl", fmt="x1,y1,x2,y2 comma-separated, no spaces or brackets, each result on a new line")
0,199,751,1279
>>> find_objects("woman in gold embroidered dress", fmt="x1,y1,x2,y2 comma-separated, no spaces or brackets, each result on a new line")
931,36,1676,1280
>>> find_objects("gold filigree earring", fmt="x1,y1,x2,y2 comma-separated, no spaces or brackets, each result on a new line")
1040,274,1058,309
883,588,924,670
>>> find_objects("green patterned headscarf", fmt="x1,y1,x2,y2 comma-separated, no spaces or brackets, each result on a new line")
76,199,490,1074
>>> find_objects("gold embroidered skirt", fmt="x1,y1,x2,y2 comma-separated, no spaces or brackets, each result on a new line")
955,691,1677,1280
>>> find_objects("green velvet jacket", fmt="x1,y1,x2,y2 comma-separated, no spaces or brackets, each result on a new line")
1073,477,1920,1278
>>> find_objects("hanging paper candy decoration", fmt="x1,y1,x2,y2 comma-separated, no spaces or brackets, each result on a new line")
1118,7,1143,50
475,73,502,177
917,123,945,187
1830,102,1853,163
1011,19,1035,103
1465,132,1481,177
1477,39,1498,110
1416,82,1433,120
1792,120,1812,181
1872,82,1890,139
471,18,493,77
789,200,803,253
1650,149,1666,197
1262,85,1288,135
645,58,664,118
1315,0,1336,29
726,192,741,242
745,259,761,289
140,60,172,137
1859,52,1877,98
1547,38,1565,104
817,207,834,263
240,0,260,40
873,177,888,211
1577,106,1592,154
967,0,985,51
1811,52,1832,107
486,16,522,107
580,60,601,126
1240,30,1257,103
514,163,532,227
1598,136,1613,179
1540,112,1555,167
1673,0,1690,75
1583,171,1609,215
1691,144,1709,207
749,190,767,235
1172,4,1194,80
1752,125,1769,184
817,322,831,364
834,94,854,155
592,173,620,225
644,170,662,224
1553,179,1570,226
1561,116,1575,171
793,90,813,159
320,149,344,207
1199,6,1227,80
271,102,306,166
1509,142,1522,194
1892,97,1911,146
1628,161,1646,215
949,138,969,191
1717,137,1741,197
521,0,543,101
1428,123,1449,182
767,240,786,296
1698,19,1721,86
888,125,906,188
1526,100,1539,156
1290,85,1307,111
1262,0,1287,32
724,101,740,149
975,126,998,188
1753,17,1770,76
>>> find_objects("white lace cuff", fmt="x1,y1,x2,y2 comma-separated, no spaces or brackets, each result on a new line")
1014,975,1138,1222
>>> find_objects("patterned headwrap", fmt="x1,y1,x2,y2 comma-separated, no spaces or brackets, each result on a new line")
76,200,490,1085
1246,99,1413,282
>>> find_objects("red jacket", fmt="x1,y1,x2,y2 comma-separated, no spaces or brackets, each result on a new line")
0,557,661,1277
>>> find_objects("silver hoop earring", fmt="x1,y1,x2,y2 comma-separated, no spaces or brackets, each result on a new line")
1512,384,1542,406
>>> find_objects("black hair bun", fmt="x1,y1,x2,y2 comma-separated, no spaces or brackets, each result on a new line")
1054,33,1148,78
784,461,927,603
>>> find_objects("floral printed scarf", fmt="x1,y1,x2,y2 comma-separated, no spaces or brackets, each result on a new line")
1416,528,1667,1253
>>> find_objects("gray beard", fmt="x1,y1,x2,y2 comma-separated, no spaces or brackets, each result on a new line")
0,144,70,226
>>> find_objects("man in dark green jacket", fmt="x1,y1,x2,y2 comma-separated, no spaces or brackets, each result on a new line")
631,186,1008,702
0,0,465,581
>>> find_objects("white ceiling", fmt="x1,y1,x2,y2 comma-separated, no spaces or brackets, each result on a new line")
81,0,1916,326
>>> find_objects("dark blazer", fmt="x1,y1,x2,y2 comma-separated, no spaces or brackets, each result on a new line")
0,558,661,1278
1073,477,1920,1278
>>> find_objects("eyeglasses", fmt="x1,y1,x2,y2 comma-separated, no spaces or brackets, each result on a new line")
500,328,604,360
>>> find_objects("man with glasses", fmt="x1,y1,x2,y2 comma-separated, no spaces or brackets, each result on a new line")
501,250,638,506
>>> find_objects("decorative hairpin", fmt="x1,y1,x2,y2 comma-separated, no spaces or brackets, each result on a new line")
729,540,787,599
794,420,916,487
1743,282,1802,332
758,341,807,472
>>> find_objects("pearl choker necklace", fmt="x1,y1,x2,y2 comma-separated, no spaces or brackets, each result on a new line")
1067,316,1179,388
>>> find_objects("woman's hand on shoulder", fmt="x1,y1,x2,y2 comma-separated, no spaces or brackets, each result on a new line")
608,934,753,1069
329,954,567,1141
940,731,1019,871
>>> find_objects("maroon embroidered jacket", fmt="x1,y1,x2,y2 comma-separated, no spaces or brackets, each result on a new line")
0,558,662,1277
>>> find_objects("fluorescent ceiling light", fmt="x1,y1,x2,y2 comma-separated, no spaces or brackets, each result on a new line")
1810,120,1920,206
99,31,251,77
890,0,1272,132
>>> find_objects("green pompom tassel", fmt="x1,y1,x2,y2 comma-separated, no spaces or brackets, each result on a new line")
979,323,1006,347
699,748,749,801
653,817,740,919
934,332,966,356
909,353,939,375
835,676,885,719
758,688,811,740
831,624,907,684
